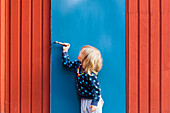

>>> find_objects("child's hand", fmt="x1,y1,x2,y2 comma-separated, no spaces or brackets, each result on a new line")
89,105,97,112
63,43,70,52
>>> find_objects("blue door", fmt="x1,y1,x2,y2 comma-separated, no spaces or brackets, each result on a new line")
51,0,126,113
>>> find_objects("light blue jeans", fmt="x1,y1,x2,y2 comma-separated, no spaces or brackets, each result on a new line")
81,97,104,113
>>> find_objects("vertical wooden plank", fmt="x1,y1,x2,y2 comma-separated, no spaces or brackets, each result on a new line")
10,0,21,112
21,0,32,113
0,0,6,112
5,0,10,112
129,0,139,112
32,0,42,112
161,0,170,113
139,0,150,112
42,0,50,113
150,0,161,112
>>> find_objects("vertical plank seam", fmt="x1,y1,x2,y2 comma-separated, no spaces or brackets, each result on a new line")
9,0,11,112
20,0,22,112
148,1,150,112
5,0,6,110
49,0,51,45
5,0,7,111
148,0,151,112
31,0,32,112
30,0,32,112
138,0,140,112
42,0,43,112
18,0,21,112
159,0,162,112
49,1,51,112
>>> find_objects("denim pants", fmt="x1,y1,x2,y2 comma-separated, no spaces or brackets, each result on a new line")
81,97,104,113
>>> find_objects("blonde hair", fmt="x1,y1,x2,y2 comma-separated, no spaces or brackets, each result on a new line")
80,45,103,76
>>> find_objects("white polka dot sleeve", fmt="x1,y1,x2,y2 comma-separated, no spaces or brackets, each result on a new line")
62,51,80,70
89,75,101,106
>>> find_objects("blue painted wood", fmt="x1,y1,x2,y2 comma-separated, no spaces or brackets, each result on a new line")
51,0,126,113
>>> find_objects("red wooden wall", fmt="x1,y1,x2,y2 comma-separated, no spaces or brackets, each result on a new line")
0,0,50,113
126,0,170,113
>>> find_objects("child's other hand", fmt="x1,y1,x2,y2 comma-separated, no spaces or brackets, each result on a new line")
63,43,70,52
89,105,97,112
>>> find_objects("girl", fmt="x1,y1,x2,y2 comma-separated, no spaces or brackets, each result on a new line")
62,43,104,113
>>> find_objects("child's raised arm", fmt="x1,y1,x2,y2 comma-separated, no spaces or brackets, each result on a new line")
61,43,80,70
62,51,80,70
